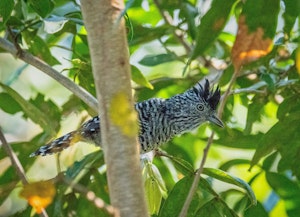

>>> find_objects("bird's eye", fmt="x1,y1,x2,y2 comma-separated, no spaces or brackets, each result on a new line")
197,104,204,111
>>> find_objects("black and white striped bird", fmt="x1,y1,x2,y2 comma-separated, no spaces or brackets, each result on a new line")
30,79,223,157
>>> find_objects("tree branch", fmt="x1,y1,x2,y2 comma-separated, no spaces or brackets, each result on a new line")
0,128,49,217
80,0,148,216
0,37,98,112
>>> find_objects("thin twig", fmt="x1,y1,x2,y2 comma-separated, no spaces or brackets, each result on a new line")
179,71,239,217
152,0,191,53
0,128,28,184
0,128,49,217
0,37,98,112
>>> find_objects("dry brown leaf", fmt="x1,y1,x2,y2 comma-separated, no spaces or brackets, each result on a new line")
231,16,273,71
20,180,56,214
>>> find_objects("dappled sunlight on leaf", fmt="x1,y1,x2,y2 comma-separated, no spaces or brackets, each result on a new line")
19,180,56,214
231,16,273,70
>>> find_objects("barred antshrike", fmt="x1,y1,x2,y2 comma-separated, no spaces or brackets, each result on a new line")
30,80,223,157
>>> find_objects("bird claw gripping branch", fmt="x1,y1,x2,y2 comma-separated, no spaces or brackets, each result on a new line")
30,79,224,157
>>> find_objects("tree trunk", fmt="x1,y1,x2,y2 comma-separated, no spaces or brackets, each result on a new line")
81,0,148,216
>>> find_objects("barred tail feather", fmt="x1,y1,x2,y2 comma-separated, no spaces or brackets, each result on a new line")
29,131,81,157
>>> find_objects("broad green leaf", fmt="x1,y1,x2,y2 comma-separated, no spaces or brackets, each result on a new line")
261,73,276,92
244,201,268,217
191,0,235,59
266,172,300,217
159,175,216,217
27,35,60,66
29,93,61,131
262,151,279,171
179,2,198,39
282,0,299,36
251,111,300,169
244,95,267,134
242,0,280,38
128,24,169,46
195,197,238,217
0,167,18,204
164,154,194,176
0,83,55,136
203,168,257,206
214,128,260,149
158,176,194,217
0,92,22,114
29,0,54,18
65,150,104,180
43,16,68,34
219,159,252,171
277,139,300,179
139,53,178,66
131,65,153,89
277,95,300,120
0,0,14,24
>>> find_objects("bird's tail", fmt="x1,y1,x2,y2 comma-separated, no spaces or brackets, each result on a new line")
29,131,82,157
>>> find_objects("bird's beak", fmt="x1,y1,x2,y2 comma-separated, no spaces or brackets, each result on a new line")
208,114,224,128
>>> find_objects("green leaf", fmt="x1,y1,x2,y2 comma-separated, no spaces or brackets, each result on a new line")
29,93,61,130
0,92,22,114
145,177,163,215
165,154,194,176
139,53,178,66
191,0,235,59
65,150,104,180
0,167,18,204
131,65,153,89
244,95,267,134
29,0,54,18
0,0,14,24
282,0,299,36
158,175,201,217
203,168,257,206
266,172,300,217
0,83,56,136
261,73,275,92
244,201,268,217
214,128,260,149
219,159,251,171
180,2,198,39
251,111,300,169
195,197,239,217
43,16,68,34
242,0,280,38
27,35,60,66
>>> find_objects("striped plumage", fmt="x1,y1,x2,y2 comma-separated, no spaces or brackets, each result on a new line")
30,80,223,157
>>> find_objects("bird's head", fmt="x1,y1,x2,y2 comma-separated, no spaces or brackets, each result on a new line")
169,79,223,132
190,79,224,128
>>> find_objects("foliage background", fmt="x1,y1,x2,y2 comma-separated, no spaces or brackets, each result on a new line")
0,0,299,216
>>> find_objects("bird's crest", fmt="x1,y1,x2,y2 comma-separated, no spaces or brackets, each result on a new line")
193,79,221,110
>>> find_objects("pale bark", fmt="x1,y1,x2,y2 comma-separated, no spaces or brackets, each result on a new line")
80,0,148,216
